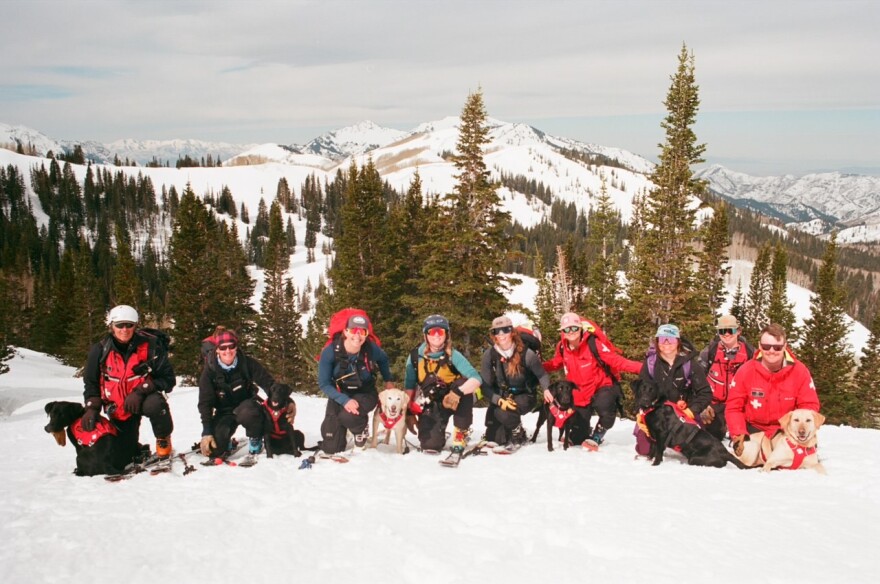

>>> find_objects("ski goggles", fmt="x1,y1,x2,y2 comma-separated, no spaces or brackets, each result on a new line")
113,322,136,329
426,327,447,337
346,328,368,337
561,326,581,334
717,327,737,335
657,336,678,345
217,343,237,352
760,342,785,352
491,326,513,336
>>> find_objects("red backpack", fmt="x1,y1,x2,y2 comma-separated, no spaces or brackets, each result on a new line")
316,308,382,360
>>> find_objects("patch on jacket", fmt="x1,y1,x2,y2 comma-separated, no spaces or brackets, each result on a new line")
750,390,765,398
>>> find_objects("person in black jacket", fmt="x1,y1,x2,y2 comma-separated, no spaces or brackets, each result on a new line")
198,326,294,457
82,304,176,460
634,323,712,456
480,315,549,448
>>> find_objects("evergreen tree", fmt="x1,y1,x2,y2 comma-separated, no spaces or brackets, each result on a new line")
583,178,623,332
800,233,859,425
620,45,711,349
741,243,773,341
112,223,142,307
408,88,512,358
767,243,798,343
532,247,557,349
61,237,104,366
690,202,731,346
853,312,880,429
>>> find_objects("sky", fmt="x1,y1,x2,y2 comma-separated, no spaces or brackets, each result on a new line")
1,348,877,584
3,0,879,176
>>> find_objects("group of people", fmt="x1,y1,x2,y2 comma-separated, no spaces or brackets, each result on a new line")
80,303,821,468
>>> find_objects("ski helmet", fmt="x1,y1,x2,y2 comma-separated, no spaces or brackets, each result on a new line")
107,305,139,326
422,314,449,333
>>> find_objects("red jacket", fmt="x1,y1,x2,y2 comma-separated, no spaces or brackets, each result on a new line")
725,352,820,438
705,340,752,404
101,341,151,422
543,335,641,407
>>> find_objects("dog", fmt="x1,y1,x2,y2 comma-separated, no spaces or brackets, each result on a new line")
759,409,826,474
44,400,136,476
371,388,410,454
262,383,304,458
635,381,749,469
530,380,577,451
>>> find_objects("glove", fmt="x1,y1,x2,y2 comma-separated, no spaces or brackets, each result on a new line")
200,435,217,456
731,434,748,457
442,391,461,411
124,390,146,414
408,400,423,415
81,402,101,431
676,400,694,420
285,401,297,425
700,405,715,425
498,396,517,411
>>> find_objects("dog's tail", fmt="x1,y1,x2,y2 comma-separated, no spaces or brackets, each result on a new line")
726,450,755,470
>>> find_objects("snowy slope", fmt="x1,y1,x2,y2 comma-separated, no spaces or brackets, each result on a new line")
0,349,876,584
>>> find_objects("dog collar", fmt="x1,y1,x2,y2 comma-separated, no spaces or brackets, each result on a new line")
380,411,403,429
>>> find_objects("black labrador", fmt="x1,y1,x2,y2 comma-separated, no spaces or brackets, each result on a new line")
262,383,304,458
44,400,138,476
634,380,749,469
530,380,577,451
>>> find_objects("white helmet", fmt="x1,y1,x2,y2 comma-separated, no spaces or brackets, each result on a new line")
107,305,139,326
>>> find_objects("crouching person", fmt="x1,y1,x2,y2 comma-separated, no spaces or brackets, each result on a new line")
82,305,176,461
198,327,294,458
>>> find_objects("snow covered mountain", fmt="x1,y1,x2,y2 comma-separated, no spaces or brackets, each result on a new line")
697,164,880,243
301,120,409,159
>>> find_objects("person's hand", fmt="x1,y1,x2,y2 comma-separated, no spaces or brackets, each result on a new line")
285,401,297,425
343,399,360,415
700,405,715,425
442,391,461,411
731,434,748,456
200,435,217,456
124,391,145,414
81,405,100,431
676,400,694,419
498,396,517,411
543,389,554,403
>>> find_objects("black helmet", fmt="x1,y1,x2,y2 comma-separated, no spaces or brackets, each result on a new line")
423,314,449,333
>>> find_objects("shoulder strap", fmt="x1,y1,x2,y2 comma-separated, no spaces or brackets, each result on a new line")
587,334,618,384
704,338,720,368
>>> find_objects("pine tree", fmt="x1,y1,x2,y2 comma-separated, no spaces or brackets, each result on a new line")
767,243,798,343
690,202,731,346
408,88,511,358
532,247,557,347
741,243,773,341
853,312,880,429
620,44,711,346
112,223,142,307
583,177,623,331
61,237,103,366
800,233,859,425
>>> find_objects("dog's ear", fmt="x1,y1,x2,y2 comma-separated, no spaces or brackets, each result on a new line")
45,402,56,414
778,411,793,429
812,411,826,428
400,390,410,410
377,389,389,402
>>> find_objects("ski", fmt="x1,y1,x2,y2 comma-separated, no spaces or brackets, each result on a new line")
462,440,489,458
583,439,601,452
104,453,163,482
493,443,522,455
149,457,173,475
439,450,463,467
238,454,258,467
317,452,350,463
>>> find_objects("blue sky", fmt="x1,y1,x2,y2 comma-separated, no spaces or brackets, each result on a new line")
3,0,878,176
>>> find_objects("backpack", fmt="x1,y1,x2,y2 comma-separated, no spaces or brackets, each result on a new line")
516,327,543,360
100,327,171,367
701,336,755,369
645,344,692,384
317,308,382,361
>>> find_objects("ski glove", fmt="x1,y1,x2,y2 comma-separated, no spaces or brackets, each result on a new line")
700,405,715,425
498,396,517,411
676,400,694,420
123,390,145,414
81,399,102,431
200,435,217,457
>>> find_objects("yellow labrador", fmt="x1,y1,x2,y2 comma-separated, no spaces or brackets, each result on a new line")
371,388,410,454
761,409,826,474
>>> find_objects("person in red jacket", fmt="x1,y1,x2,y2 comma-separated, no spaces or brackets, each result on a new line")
725,323,820,466
698,314,755,440
542,312,641,450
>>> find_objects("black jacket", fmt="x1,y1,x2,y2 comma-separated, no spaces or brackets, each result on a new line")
198,352,276,432
638,338,712,415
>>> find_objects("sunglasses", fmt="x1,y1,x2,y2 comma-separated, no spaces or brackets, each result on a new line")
113,323,135,330
217,344,237,351
426,327,446,337
561,326,581,334
491,326,513,336
346,328,367,336
760,342,785,352
717,328,737,335
657,336,678,345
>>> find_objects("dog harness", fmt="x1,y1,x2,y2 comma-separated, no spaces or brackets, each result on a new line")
262,401,290,440
783,438,817,470
379,411,403,429
70,416,118,447
549,402,575,428
638,401,700,450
